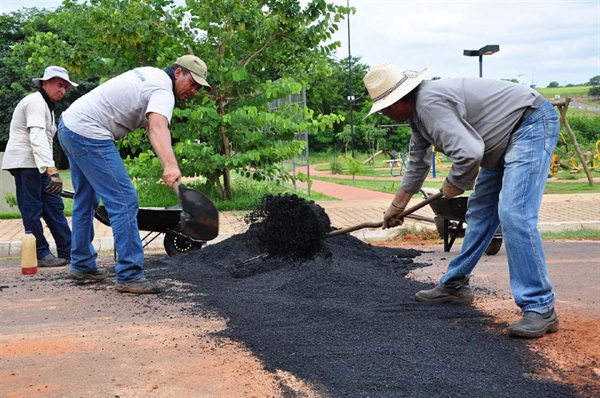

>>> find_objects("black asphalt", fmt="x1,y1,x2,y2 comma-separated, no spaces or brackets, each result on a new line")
148,228,578,397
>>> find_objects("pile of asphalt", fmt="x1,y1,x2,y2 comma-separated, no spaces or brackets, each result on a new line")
146,195,577,397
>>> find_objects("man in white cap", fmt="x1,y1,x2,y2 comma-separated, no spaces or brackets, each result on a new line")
2,66,78,267
58,55,211,294
363,63,560,338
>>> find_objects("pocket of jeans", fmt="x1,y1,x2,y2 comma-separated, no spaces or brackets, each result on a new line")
543,116,560,155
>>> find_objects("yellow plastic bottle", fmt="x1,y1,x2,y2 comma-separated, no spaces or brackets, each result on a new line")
21,231,37,275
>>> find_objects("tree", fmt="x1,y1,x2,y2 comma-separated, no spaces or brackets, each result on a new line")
588,86,600,97
587,75,600,86
11,0,349,200
547,81,560,88
305,55,370,153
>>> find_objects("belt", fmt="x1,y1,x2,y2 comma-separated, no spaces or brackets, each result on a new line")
521,95,545,121
514,95,546,132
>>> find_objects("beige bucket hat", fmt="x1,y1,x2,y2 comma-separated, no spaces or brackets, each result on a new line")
33,66,78,89
364,63,429,116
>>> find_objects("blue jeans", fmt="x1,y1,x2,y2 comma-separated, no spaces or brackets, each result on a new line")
58,118,145,283
440,101,560,313
9,168,71,259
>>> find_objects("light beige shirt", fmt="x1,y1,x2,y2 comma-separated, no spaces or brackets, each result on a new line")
2,91,56,172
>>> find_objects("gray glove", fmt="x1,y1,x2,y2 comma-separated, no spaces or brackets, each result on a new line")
383,203,405,229
442,179,464,198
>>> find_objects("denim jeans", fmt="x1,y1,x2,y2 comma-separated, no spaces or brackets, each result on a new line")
440,101,560,313
9,168,71,259
58,118,145,283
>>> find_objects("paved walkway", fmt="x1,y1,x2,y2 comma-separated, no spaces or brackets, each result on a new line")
1,167,598,257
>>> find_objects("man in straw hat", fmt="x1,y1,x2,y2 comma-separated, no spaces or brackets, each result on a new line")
363,63,560,338
2,66,78,268
58,55,211,294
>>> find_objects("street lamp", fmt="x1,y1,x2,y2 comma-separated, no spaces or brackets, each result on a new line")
347,0,355,158
463,44,499,77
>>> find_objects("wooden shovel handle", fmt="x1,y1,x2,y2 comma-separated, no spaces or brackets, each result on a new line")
327,191,443,237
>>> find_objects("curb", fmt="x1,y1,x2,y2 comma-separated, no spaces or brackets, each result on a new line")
2,221,598,258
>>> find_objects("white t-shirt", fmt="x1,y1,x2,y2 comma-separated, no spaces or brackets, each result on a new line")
2,91,56,172
62,67,175,140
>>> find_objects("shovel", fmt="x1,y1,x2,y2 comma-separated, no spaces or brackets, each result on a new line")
173,181,219,241
327,191,443,237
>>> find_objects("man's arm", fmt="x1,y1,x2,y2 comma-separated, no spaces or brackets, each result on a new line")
147,112,181,188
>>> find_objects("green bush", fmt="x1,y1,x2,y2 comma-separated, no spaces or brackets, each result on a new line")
329,156,345,174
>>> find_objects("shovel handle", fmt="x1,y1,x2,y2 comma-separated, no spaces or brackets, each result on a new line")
327,191,443,237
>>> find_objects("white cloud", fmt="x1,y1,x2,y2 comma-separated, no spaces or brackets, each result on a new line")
330,0,600,87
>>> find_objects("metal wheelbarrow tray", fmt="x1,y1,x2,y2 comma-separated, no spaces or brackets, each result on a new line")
425,193,503,255
61,190,206,256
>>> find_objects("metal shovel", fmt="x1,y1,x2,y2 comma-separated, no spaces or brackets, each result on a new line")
327,191,443,237
174,182,219,241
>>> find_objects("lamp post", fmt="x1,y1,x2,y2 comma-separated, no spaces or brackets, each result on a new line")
463,44,499,77
347,0,355,159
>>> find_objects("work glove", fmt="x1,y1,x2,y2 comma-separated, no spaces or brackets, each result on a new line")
383,203,405,229
441,178,464,198
44,167,63,194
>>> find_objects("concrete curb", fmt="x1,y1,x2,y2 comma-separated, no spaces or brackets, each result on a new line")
2,221,598,258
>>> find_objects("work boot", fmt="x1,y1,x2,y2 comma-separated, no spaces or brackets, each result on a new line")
415,278,474,304
115,279,161,294
67,268,110,281
38,254,68,267
507,308,559,338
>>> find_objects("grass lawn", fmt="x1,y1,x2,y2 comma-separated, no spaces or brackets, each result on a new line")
311,175,600,196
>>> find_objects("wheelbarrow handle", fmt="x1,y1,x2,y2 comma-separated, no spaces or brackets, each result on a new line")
327,191,443,237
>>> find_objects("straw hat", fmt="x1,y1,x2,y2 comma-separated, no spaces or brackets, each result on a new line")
33,66,78,89
364,63,429,116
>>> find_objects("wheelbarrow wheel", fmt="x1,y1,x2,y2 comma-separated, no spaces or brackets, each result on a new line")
485,238,503,255
163,230,205,257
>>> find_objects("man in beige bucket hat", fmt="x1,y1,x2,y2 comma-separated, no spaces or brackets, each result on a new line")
58,55,211,294
2,66,78,268
363,63,560,338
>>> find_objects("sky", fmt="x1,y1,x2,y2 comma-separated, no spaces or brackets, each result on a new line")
2,0,598,88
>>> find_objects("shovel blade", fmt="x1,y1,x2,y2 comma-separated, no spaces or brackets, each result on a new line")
177,184,219,241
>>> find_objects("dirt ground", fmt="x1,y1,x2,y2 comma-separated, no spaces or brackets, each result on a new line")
1,236,598,397
382,237,600,397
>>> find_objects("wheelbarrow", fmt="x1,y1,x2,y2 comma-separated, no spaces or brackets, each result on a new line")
421,190,503,255
60,190,209,256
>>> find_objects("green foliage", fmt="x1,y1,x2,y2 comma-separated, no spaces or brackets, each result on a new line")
588,86,600,97
329,156,344,174
4,192,17,208
344,154,364,177
565,114,600,144
6,0,350,201
587,76,600,86
547,81,560,88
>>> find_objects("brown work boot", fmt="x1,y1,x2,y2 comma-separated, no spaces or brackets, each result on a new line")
39,254,68,267
115,279,161,294
415,278,474,304
507,308,559,338
67,267,110,281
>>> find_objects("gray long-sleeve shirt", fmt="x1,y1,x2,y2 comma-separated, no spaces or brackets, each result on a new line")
401,78,542,194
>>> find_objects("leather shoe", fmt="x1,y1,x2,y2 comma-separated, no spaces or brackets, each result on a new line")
38,254,68,267
415,278,474,304
508,308,559,338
